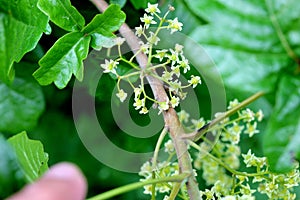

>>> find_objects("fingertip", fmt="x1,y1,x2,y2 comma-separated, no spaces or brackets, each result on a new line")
7,162,87,200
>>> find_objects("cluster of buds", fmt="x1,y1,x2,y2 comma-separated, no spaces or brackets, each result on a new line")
99,3,201,115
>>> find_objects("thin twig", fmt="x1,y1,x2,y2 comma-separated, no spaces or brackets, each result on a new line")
87,173,190,200
182,91,265,141
89,0,201,198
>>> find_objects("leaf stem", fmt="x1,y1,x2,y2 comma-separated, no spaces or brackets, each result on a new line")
87,173,190,200
152,127,168,169
188,141,268,177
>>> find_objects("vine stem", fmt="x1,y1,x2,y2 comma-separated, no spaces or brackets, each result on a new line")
89,0,201,198
87,173,190,200
182,91,265,141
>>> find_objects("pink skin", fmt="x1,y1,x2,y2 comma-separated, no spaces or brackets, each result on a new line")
7,163,87,200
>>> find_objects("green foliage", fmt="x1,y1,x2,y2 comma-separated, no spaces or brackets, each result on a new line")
33,32,91,89
264,75,300,172
8,131,49,182
185,0,300,172
0,0,49,84
33,4,125,89
0,134,25,199
82,4,126,50
0,63,44,133
37,0,85,31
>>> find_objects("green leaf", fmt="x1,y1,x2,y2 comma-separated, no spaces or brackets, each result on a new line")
33,32,91,89
90,34,117,51
0,0,49,84
8,131,48,182
130,0,157,9
110,0,127,8
0,134,25,198
0,68,45,133
82,4,126,37
37,0,85,32
83,4,125,50
264,75,300,172
186,0,299,94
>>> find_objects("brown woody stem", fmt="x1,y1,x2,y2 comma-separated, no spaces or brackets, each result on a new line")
89,0,201,198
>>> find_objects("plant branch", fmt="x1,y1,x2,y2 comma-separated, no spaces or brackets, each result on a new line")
182,91,265,141
152,127,168,169
89,0,201,198
87,173,190,200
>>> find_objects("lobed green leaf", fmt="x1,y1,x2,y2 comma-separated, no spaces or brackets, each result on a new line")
8,131,49,182
33,32,91,89
264,75,300,172
0,67,45,133
0,0,49,84
37,0,85,32
186,0,299,94
82,4,125,50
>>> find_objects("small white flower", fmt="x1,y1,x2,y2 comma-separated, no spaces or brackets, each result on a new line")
167,49,179,66
164,140,175,153
116,89,127,102
241,108,255,122
145,3,160,15
244,122,259,137
114,37,125,46
148,31,160,45
154,49,168,61
188,75,201,88
163,196,169,200
100,59,119,74
179,56,190,73
169,80,181,93
139,107,149,114
139,41,150,54
135,25,144,37
256,109,264,122
228,122,244,135
162,71,173,81
143,184,154,195
191,118,205,130
158,100,169,114
140,13,156,29
175,44,184,53
168,17,183,34
133,98,145,110
170,65,180,77
134,86,142,99
139,161,152,177
177,110,190,123
242,149,255,167
170,96,180,108
227,99,239,110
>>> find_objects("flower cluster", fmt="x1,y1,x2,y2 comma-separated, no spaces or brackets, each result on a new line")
191,99,300,199
99,3,201,115
139,160,180,195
